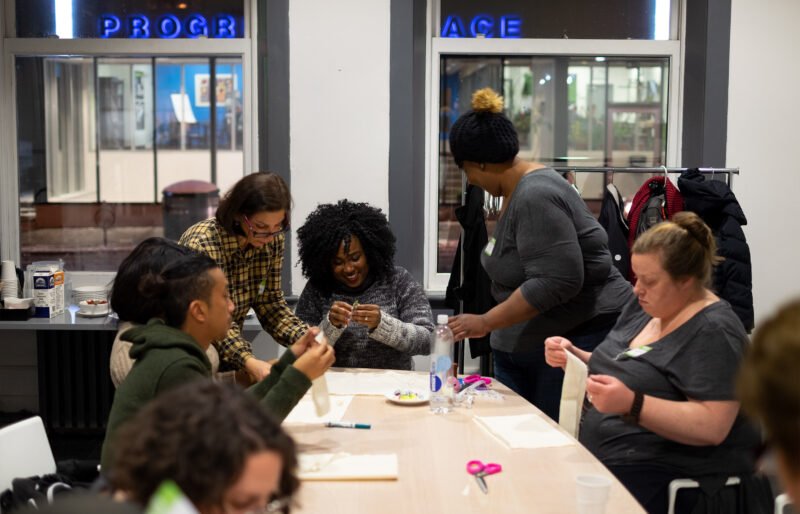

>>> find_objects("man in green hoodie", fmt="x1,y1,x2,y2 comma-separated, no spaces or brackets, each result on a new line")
100,249,334,471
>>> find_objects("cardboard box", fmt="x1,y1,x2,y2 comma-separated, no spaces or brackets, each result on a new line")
33,267,65,318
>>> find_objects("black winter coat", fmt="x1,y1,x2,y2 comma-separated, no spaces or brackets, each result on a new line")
597,183,631,281
678,169,754,331
446,184,496,358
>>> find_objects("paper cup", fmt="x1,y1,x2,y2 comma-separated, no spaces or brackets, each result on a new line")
575,474,611,514
1,260,16,280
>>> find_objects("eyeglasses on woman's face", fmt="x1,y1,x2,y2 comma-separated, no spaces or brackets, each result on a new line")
243,214,289,239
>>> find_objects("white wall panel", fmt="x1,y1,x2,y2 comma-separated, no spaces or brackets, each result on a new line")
727,0,800,324
289,0,391,294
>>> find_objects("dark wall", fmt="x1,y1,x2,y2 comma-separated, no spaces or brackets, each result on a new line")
681,0,731,167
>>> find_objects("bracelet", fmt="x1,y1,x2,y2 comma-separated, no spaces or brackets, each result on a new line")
621,391,644,425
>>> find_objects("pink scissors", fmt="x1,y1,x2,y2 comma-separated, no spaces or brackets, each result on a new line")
463,375,492,390
466,460,502,494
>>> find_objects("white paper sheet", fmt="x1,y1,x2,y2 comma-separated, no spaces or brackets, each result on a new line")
325,371,429,396
473,414,575,449
284,395,353,424
558,350,588,439
298,453,398,481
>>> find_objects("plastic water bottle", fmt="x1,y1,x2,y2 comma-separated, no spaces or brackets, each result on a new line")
430,314,455,414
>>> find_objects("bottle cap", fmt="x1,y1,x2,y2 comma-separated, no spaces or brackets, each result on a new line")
437,314,448,325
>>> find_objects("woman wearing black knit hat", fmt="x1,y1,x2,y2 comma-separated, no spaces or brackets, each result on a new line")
295,200,434,370
447,88,633,421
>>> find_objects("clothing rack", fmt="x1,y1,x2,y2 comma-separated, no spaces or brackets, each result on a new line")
552,166,740,188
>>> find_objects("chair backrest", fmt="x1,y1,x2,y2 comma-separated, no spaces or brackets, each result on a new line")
0,416,56,493
558,351,588,439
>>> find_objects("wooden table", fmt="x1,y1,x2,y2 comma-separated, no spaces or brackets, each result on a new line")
286,369,645,514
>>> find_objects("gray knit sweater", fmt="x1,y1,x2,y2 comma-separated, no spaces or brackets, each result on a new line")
295,266,433,370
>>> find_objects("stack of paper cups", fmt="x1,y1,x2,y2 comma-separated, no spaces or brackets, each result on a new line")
1,260,19,300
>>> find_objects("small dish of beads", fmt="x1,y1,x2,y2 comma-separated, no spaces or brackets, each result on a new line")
384,389,430,406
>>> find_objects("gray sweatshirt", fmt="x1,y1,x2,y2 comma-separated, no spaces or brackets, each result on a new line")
482,168,634,352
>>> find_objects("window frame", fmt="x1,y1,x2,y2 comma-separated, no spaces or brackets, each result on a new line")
423,1,685,292
0,0,259,269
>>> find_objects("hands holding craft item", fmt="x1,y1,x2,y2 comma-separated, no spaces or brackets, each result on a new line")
291,327,336,380
328,301,381,330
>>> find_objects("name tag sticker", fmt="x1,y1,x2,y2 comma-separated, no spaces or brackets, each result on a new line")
625,346,652,358
484,237,496,256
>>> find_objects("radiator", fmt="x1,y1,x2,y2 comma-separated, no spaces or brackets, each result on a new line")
37,331,115,431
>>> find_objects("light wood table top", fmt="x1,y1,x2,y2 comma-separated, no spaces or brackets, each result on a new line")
286,368,645,514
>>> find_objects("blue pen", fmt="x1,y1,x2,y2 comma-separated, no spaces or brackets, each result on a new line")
325,422,371,429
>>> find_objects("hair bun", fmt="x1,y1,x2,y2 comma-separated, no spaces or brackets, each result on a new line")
672,211,712,247
472,88,504,114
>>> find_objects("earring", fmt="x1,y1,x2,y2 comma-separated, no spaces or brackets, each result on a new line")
480,163,486,170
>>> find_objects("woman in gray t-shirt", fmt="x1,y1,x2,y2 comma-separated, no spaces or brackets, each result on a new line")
447,88,632,420
545,212,761,513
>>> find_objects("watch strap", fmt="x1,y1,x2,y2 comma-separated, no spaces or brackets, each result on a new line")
621,391,644,424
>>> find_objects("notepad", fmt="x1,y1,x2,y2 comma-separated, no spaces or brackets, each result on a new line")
298,453,398,481
473,414,575,449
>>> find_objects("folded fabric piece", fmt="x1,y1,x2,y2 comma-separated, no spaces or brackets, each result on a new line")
474,414,574,449
559,351,588,439
298,453,398,481
325,372,429,396
283,395,353,424
311,375,330,416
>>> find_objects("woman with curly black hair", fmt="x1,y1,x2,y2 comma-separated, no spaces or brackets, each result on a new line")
110,380,299,514
295,200,433,370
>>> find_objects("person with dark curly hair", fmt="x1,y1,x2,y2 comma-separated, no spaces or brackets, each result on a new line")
180,171,309,384
100,245,335,471
447,88,633,420
110,380,299,514
295,200,433,370
738,300,800,504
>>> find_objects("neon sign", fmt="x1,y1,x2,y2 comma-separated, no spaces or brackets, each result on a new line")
441,14,522,38
99,14,237,39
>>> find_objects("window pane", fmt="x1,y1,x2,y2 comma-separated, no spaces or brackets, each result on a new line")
215,60,245,194
98,58,156,203
16,0,244,39
438,57,502,273
17,56,245,271
437,55,669,274
440,0,672,40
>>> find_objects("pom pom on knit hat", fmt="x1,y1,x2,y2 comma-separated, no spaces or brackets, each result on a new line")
448,88,519,165
471,88,504,114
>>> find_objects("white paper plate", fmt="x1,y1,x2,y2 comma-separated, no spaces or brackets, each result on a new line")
384,390,430,406
73,286,106,292
76,309,110,318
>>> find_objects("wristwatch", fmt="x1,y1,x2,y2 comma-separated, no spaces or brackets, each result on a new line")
621,391,644,424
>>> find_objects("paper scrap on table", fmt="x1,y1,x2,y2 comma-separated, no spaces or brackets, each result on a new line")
298,452,398,481
558,350,588,439
311,375,330,416
473,414,574,449
284,395,353,424
324,371,429,396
